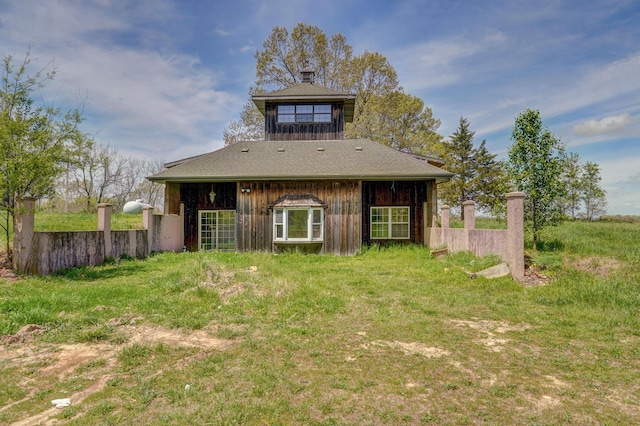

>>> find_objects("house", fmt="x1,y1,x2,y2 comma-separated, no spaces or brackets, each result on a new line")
148,70,453,255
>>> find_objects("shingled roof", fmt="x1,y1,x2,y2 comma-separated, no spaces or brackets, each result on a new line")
148,139,453,183
252,82,356,122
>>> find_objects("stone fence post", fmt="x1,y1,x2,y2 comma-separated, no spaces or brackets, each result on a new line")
506,192,525,282
441,205,450,228
143,206,153,256
97,204,112,258
463,200,475,230
13,197,37,272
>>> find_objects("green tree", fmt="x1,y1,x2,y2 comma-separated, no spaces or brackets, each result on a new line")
225,23,442,154
558,152,582,219
0,50,84,253
580,161,607,220
507,109,565,248
346,90,442,155
439,117,508,218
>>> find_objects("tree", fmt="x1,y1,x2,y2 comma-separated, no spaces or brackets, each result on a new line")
558,152,582,219
507,109,565,248
580,161,607,220
438,117,508,218
225,23,442,154
346,90,442,155
68,142,165,212
0,49,84,254
223,90,265,145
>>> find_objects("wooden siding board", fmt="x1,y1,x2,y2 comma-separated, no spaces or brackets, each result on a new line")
181,182,237,250
234,180,361,255
165,182,181,215
361,180,429,246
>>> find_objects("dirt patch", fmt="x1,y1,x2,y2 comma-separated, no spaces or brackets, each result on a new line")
362,340,450,359
570,256,622,278
197,266,263,302
0,319,236,424
448,319,535,352
2,324,45,344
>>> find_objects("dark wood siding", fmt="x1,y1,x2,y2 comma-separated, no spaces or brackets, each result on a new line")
361,180,429,246
164,182,181,215
236,180,362,255
180,182,237,250
264,103,345,141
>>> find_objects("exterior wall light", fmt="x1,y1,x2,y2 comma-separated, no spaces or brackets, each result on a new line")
209,191,216,203
241,187,251,193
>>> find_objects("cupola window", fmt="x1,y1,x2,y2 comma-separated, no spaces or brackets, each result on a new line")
277,104,332,123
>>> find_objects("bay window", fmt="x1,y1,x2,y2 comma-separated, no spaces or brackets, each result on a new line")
274,208,324,242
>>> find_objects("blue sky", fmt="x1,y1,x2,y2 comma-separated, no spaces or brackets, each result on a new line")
1,0,638,214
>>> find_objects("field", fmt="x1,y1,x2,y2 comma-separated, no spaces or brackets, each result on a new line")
0,220,639,424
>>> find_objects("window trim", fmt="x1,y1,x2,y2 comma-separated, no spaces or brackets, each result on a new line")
370,206,410,240
273,207,324,243
277,104,332,124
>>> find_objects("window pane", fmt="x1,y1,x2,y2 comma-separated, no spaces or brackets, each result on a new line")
313,209,322,223
312,224,322,239
278,114,295,123
392,207,409,223
314,104,331,113
371,223,388,238
276,224,283,239
296,114,313,122
275,209,283,224
287,210,309,239
314,113,332,122
296,105,313,113
392,224,409,238
371,208,388,223
278,105,295,114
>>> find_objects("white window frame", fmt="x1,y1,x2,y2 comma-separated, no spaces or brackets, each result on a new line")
273,207,324,242
198,210,236,251
370,206,410,240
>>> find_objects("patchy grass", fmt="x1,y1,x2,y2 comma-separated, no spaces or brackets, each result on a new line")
1,223,639,424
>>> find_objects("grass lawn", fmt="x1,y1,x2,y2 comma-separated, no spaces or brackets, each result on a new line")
0,221,639,424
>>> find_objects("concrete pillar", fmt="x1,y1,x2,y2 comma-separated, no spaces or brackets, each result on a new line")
506,192,525,282
143,206,153,255
441,205,450,228
13,197,37,272
462,201,475,230
97,204,112,259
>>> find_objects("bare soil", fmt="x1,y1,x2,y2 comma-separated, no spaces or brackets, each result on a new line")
0,316,236,425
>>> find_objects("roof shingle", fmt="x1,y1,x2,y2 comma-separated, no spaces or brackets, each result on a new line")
148,139,453,183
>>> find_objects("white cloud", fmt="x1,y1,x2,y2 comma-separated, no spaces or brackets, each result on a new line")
573,113,637,135
214,27,233,37
392,31,508,91
0,0,242,159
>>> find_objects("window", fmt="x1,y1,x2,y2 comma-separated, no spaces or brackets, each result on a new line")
274,208,324,242
277,104,332,123
199,210,236,251
370,207,410,239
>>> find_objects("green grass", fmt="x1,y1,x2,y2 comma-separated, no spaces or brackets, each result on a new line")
34,211,145,232
0,221,639,424
0,211,144,250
